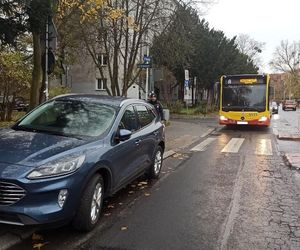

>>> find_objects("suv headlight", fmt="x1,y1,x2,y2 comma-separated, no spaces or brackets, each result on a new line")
27,155,85,179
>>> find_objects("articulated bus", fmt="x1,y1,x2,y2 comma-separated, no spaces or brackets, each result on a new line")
219,74,271,126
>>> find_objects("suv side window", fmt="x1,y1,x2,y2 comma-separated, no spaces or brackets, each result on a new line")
119,106,138,132
136,105,155,128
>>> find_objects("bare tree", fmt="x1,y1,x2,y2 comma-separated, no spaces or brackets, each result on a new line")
270,40,300,74
236,33,265,68
270,40,300,98
76,0,177,96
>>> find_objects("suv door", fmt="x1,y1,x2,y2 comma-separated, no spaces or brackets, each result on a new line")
108,105,141,188
133,104,158,171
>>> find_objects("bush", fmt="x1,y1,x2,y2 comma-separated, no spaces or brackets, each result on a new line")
49,86,71,98
163,101,184,114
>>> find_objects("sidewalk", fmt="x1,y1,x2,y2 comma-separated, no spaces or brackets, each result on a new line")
163,118,218,159
0,118,217,250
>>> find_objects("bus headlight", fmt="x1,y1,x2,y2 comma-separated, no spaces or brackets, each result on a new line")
259,116,268,122
220,116,228,121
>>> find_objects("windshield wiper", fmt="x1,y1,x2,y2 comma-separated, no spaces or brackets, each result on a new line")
13,126,84,140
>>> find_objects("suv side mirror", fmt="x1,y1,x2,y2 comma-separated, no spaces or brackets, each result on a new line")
118,129,132,141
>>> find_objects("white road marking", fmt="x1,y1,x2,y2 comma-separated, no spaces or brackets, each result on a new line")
200,128,215,138
191,138,216,152
255,139,273,156
221,138,245,153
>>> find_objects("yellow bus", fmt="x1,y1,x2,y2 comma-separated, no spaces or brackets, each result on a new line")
219,74,271,126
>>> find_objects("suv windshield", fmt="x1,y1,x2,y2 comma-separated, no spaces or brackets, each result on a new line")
222,84,266,112
14,99,116,138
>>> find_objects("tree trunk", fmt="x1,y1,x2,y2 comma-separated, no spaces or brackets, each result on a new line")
29,32,43,110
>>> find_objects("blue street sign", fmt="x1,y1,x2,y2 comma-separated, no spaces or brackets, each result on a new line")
184,79,189,88
143,55,151,64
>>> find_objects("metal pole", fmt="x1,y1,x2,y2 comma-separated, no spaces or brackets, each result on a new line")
145,45,149,98
45,17,49,101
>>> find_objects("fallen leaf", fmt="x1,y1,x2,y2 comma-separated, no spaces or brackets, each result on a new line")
118,202,123,205
139,186,145,190
137,183,143,187
32,233,43,241
33,243,48,250
161,171,166,174
179,157,184,160
121,226,128,231
107,205,115,209
131,184,136,188
128,191,134,194
144,193,151,197
104,213,111,216
140,181,148,185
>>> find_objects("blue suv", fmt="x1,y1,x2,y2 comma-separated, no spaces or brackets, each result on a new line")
0,94,165,231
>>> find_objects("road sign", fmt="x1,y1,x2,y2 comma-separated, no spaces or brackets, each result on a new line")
143,55,151,64
184,69,189,81
184,79,189,88
137,63,152,69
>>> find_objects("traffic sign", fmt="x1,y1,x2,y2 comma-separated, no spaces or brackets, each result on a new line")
184,79,189,88
143,55,151,64
137,63,152,69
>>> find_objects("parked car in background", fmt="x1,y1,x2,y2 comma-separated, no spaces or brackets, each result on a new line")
0,96,28,112
14,96,29,111
0,94,165,231
270,101,278,114
282,99,297,111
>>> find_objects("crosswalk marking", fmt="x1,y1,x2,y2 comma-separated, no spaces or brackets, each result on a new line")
191,138,216,152
255,139,273,156
221,138,245,153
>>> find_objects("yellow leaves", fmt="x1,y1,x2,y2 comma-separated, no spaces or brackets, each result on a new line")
33,243,48,250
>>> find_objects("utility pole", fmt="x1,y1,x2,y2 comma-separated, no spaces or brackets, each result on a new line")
45,16,49,101
145,45,149,98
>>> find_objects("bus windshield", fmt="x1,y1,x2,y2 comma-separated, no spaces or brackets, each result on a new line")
222,84,266,112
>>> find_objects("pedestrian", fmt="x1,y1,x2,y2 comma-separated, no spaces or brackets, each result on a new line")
148,91,164,121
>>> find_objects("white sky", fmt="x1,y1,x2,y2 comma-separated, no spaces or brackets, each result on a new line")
204,0,300,73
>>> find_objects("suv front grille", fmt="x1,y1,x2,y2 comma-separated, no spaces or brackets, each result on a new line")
0,181,26,205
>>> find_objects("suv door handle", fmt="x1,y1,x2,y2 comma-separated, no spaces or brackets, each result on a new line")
135,139,141,145
153,131,159,136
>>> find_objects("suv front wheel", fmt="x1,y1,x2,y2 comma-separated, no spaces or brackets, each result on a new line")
73,174,104,231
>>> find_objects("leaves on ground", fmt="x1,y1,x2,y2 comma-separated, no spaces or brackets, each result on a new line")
107,204,115,209
121,226,128,231
32,233,43,241
144,193,151,197
32,242,48,250
104,213,111,216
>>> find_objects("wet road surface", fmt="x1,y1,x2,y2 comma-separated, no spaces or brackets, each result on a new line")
10,114,300,250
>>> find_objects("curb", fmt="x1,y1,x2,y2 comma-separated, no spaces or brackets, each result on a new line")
284,153,300,170
278,132,300,141
0,229,34,250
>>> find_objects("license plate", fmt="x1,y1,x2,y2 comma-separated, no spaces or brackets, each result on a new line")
237,121,248,125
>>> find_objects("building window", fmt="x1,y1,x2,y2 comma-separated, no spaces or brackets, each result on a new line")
96,78,107,90
97,54,108,66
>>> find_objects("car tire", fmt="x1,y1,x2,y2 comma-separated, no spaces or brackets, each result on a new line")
72,174,104,232
147,146,163,179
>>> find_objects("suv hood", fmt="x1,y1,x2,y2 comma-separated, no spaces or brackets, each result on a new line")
0,128,88,166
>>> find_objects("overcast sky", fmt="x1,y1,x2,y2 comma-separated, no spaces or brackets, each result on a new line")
204,0,300,73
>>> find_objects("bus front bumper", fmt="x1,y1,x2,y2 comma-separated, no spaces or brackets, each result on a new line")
219,117,270,126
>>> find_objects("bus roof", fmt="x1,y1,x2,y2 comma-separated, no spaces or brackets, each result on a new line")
223,74,268,78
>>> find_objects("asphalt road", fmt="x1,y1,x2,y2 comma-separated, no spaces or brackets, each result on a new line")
9,113,300,250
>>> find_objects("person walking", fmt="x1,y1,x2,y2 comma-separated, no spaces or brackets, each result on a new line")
148,91,164,121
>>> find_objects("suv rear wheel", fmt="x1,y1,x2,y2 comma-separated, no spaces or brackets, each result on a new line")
73,174,104,231
147,146,163,179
